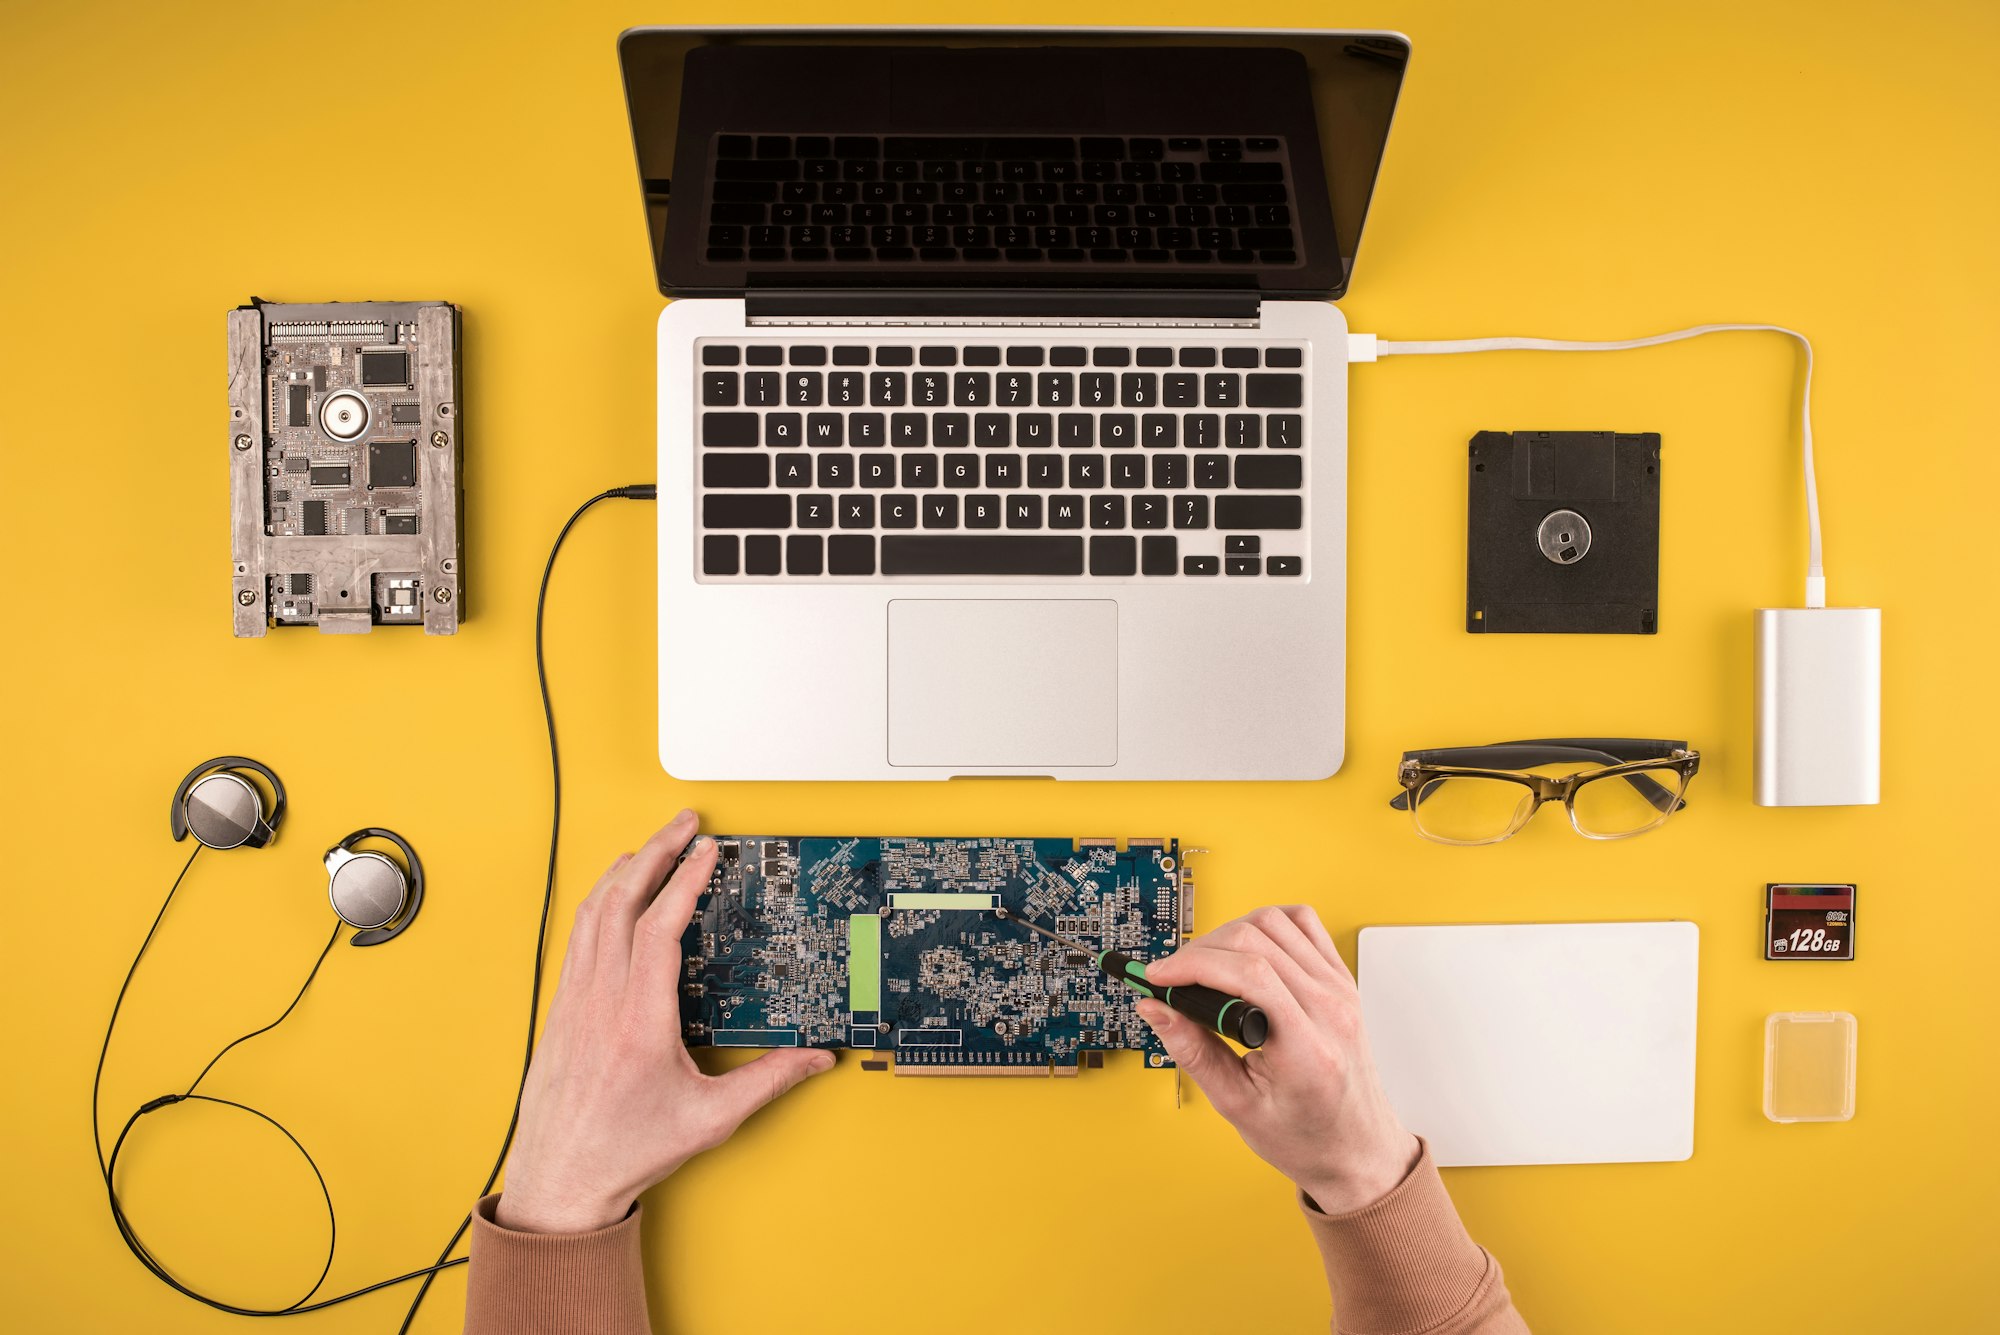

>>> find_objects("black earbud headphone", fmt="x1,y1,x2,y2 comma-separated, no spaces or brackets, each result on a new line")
325,828,425,946
171,756,286,849
96,757,451,1319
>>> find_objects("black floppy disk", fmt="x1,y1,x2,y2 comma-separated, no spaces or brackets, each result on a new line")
1465,430,1661,635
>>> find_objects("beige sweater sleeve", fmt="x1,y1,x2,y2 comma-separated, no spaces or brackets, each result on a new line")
464,1194,651,1335
1301,1139,1529,1334
466,1143,1524,1335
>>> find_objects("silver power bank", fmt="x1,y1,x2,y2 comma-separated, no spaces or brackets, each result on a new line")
1754,607,1882,806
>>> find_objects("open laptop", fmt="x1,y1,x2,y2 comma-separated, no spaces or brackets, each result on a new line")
619,26,1409,780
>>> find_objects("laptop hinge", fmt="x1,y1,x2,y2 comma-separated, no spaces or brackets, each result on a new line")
742,289,1260,327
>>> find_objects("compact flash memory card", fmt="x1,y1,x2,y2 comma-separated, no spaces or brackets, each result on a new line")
1765,884,1856,961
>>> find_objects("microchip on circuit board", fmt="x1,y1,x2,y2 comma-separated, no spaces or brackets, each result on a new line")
226,298,463,635
681,836,1194,1076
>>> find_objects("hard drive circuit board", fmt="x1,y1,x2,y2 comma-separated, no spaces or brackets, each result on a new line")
226,298,462,634
683,837,1189,1074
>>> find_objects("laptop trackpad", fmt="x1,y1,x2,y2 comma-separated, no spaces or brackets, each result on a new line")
888,599,1118,768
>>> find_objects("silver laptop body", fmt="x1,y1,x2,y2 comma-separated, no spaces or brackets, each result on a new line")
619,26,1409,780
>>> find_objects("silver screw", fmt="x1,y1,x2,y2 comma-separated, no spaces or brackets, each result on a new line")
430,430,449,448
238,589,256,606
440,559,455,573
233,434,251,451
433,587,453,604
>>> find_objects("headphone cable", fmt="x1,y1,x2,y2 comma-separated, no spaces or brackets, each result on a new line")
93,482,657,1327
394,483,657,1333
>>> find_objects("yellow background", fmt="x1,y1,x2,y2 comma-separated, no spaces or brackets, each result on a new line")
4,2,1996,1330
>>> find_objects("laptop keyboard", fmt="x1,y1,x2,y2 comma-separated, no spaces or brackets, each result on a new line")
695,340,1309,581
704,135,1300,268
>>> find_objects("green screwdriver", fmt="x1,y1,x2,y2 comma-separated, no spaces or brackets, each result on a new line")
995,907,1268,1048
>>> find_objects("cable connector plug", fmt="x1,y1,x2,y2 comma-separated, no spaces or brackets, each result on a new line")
607,485,657,501
1346,332,1379,364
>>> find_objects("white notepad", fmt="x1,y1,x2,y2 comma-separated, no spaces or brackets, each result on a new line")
1357,921,1699,1167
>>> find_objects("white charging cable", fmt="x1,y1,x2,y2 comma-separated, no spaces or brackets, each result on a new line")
1347,325,1826,608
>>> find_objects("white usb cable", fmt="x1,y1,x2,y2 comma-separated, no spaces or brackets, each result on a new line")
1347,325,1826,608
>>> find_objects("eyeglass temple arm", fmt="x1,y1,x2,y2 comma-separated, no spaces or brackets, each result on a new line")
1390,741,1691,813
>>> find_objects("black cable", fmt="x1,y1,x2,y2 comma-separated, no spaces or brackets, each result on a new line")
94,483,657,1328
94,877,468,1315
395,483,657,1334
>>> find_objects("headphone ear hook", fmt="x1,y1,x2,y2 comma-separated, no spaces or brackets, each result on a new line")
331,828,425,947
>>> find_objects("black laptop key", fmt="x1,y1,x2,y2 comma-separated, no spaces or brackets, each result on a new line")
827,535,876,576
922,496,959,528
1268,414,1303,449
1178,347,1217,367
743,535,781,576
1142,414,1178,448
1090,496,1126,529
965,495,1001,529
859,455,895,488
942,454,978,488
702,535,739,576
1141,535,1178,576
717,160,800,181
765,413,801,448
875,346,914,366
881,535,1084,576
817,455,853,489
703,345,742,366
1227,414,1262,449
1037,373,1074,407
1216,496,1304,530
1266,347,1303,367
882,495,917,528
704,495,791,529
839,495,875,529
702,413,758,448
1132,495,1168,530
806,414,843,448
1204,373,1241,407
1194,455,1230,489
1174,495,1210,530
1058,414,1094,448
1089,536,1137,576
774,455,810,487
702,454,769,489
1226,556,1261,577
849,414,885,448
1227,536,1262,555
901,456,937,489
1027,456,1063,489
1152,455,1186,489
1236,456,1303,489
1049,495,1086,529
1136,347,1174,366
1267,556,1302,576
1246,373,1304,408
1110,454,1146,489
786,535,824,576
1016,414,1052,449
1183,554,1220,576
1164,374,1199,408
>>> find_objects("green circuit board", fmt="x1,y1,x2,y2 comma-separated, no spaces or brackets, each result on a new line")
681,837,1190,1075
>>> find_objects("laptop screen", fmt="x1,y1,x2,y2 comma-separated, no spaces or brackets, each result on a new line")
620,27,1409,301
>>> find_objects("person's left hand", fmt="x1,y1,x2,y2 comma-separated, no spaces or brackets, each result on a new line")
496,810,834,1234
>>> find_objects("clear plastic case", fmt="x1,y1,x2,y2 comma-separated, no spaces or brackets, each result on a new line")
1764,1011,1857,1122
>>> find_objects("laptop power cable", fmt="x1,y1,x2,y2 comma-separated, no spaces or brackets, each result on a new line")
1348,324,1879,806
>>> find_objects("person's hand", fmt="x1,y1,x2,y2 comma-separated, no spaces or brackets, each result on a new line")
1136,906,1419,1215
496,810,835,1234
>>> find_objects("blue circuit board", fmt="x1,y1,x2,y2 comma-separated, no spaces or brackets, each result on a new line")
682,837,1188,1074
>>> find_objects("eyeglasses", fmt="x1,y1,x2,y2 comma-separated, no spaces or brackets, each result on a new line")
1392,738,1700,846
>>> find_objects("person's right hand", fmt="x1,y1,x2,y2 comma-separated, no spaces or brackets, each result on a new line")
1136,906,1420,1215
